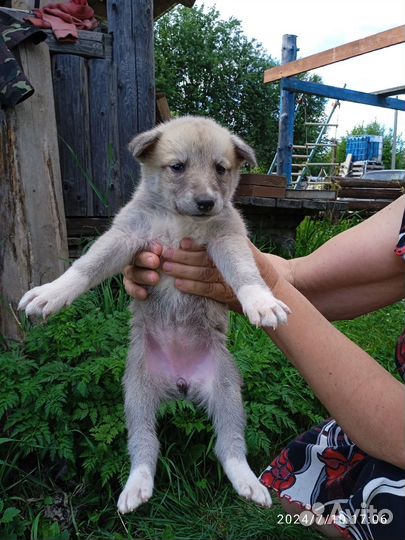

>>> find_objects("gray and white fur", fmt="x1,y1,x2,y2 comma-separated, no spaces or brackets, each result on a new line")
19,116,290,513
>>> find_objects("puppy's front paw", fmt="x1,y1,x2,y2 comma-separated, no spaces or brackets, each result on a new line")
18,269,88,318
18,283,68,318
117,466,154,514
238,284,290,329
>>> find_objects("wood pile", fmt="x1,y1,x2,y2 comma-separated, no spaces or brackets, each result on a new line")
332,177,405,210
349,160,384,177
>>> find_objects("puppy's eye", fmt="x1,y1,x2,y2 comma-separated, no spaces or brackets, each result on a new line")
170,163,185,173
216,164,226,176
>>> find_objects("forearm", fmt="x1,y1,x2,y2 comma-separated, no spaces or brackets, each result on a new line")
267,276,405,469
285,196,405,320
288,271,405,320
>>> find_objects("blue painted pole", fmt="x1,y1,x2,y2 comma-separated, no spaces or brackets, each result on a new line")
276,35,297,185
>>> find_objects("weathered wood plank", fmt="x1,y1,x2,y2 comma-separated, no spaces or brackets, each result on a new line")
0,42,68,340
234,196,277,208
46,30,112,60
88,58,122,216
66,216,111,236
156,92,172,122
337,198,393,211
154,0,195,19
338,187,401,200
264,26,405,83
108,0,155,202
286,189,336,200
52,54,93,216
276,198,303,209
332,177,405,189
239,173,286,188
235,185,286,198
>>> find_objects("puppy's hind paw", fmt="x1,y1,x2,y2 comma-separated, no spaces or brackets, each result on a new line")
117,466,154,514
223,457,272,508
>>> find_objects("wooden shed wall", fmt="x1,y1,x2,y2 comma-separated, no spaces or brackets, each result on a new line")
51,0,155,218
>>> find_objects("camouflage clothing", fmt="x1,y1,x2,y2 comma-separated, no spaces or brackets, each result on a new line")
0,9,47,108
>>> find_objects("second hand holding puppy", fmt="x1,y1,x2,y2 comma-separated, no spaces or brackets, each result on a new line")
123,238,294,313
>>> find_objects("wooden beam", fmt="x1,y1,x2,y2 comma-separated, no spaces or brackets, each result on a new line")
46,30,112,60
281,78,405,111
154,0,196,19
0,42,68,341
264,25,405,84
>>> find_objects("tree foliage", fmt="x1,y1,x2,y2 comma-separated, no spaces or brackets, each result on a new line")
155,5,326,169
337,120,405,169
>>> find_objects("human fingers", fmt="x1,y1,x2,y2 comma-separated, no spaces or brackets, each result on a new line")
174,278,240,311
123,263,160,286
161,260,221,283
132,244,162,271
161,243,213,267
123,275,149,300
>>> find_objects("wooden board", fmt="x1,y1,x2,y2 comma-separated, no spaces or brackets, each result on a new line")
264,26,405,83
239,173,286,188
337,198,393,211
154,0,195,18
332,177,405,189
0,42,68,340
156,92,172,122
107,0,155,200
286,189,336,200
46,30,112,60
52,54,94,216
235,185,286,198
88,58,122,216
338,187,401,200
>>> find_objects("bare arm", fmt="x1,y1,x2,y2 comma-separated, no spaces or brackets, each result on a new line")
289,195,405,319
264,268,405,469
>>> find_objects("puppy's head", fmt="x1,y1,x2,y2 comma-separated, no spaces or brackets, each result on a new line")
128,116,256,217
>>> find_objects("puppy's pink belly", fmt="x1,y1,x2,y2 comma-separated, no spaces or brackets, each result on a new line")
145,332,216,387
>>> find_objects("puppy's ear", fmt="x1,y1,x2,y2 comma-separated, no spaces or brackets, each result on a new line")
231,135,257,167
128,127,162,161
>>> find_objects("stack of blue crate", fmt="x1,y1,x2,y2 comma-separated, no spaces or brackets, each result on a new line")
346,136,383,162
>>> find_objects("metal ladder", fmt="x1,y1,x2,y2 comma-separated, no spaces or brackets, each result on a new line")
268,98,340,185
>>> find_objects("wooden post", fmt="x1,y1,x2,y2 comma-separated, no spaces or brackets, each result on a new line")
107,0,156,199
276,34,297,185
0,42,68,341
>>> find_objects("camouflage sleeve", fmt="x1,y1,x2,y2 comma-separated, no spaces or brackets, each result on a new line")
0,34,34,107
0,9,47,108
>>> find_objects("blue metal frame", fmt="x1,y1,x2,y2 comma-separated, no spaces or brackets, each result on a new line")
281,78,405,111
276,35,298,184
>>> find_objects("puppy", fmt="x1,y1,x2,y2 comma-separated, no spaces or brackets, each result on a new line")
19,116,290,513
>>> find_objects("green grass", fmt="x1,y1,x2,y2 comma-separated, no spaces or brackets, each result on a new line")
0,216,403,540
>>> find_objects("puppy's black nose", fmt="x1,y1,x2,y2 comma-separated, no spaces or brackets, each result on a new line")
195,198,215,213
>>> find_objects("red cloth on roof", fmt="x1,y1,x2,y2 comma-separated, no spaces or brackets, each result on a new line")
26,0,97,43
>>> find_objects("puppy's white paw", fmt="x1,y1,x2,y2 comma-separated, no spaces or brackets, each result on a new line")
238,284,290,329
18,269,88,318
117,466,154,514
223,458,272,507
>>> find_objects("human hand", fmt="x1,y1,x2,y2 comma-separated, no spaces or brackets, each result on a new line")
123,239,240,309
123,238,293,311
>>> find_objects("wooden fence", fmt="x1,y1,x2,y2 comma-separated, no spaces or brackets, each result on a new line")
50,0,155,218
